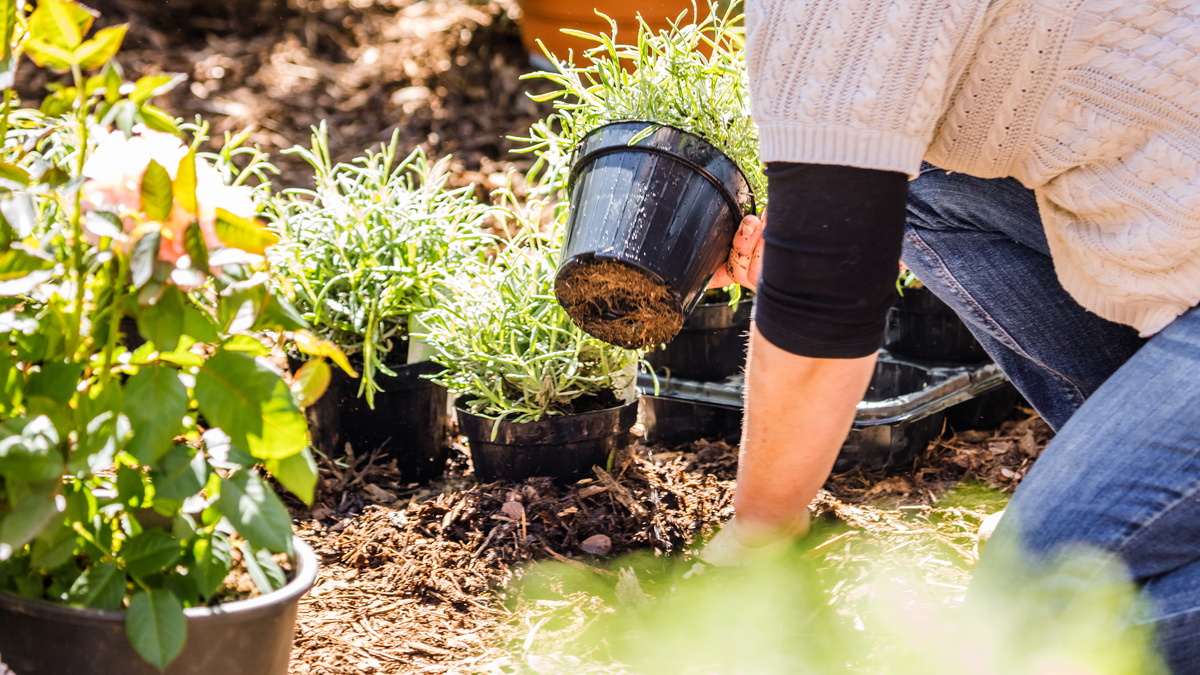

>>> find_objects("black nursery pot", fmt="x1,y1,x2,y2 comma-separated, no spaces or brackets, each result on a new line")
301,356,449,484
458,398,639,485
554,121,754,350
646,296,753,382
884,286,989,363
0,537,317,675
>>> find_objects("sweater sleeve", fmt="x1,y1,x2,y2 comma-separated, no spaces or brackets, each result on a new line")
754,163,909,358
743,0,990,178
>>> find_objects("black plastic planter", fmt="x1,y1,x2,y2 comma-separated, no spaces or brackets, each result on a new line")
302,357,449,484
885,286,988,363
646,295,752,382
554,121,754,349
458,398,639,485
0,537,317,675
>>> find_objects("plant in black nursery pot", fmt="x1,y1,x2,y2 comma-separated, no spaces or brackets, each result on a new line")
420,192,643,484
517,3,761,349
267,127,494,483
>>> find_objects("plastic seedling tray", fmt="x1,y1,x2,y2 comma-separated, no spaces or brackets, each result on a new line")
638,353,1011,472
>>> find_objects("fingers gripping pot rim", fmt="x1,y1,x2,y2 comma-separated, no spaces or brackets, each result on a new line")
554,121,755,349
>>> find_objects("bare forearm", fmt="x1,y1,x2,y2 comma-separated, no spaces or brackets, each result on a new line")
734,324,877,539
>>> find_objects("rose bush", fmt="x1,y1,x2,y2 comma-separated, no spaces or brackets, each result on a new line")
0,1,347,670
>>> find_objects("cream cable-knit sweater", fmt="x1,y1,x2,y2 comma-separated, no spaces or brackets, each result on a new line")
745,0,1200,336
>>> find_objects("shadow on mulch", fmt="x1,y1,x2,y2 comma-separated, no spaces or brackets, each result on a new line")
282,409,1052,674
18,0,554,191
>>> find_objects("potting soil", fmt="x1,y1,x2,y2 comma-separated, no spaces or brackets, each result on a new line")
555,258,684,349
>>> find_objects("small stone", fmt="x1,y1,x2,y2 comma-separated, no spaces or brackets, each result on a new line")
580,534,612,556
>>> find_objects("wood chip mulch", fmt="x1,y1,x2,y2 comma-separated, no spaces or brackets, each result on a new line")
283,408,1054,674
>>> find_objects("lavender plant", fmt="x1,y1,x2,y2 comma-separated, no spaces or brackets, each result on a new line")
267,125,495,407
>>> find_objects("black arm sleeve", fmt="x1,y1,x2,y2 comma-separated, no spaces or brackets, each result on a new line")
753,163,909,359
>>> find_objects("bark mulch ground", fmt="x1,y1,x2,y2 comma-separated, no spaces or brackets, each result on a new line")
286,410,1053,674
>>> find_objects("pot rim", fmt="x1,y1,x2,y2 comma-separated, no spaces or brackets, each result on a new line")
569,119,754,215
454,395,638,425
0,536,318,623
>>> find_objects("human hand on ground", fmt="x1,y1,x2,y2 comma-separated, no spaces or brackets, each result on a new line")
697,510,811,567
709,210,766,292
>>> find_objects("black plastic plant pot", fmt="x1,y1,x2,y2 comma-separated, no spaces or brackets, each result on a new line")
0,537,317,675
885,286,988,363
458,398,639,485
554,121,754,350
303,358,449,484
946,381,1020,431
646,296,752,382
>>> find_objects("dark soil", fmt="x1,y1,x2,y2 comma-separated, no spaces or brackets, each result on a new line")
555,258,684,349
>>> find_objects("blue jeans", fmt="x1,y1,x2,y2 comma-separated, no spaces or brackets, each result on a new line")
903,164,1200,673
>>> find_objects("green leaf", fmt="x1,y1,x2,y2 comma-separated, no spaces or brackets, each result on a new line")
214,208,278,254
0,0,16,63
116,463,146,509
265,446,317,505
67,560,125,610
262,292,308,332
221,334,268,356
129,229,161,289
190,532,231,600
27,0,93,50
137,285,185,353
126,589,186,671
120,530,182,579
182,220,208,275
215,470,293,554
0,162,29,188
140,160,173,222
73,24,126,70
31,522,78,570
137,105,178,136
0,416,61,482
195,350,307,461
27,361,83,405
237,540,285,595
151,445,207,502
290,358,330,409
174,149,197,214
0,246,54,281
130,73,185,105
0,488,59,552
181,303,220,344
0,194,36,238
125,365,188,465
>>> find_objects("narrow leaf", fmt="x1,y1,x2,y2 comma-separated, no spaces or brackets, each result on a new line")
182,220,208,275
126,589,186,671
293,330,358,378
130,73,185,105
214,208,278,254
140,160,173,222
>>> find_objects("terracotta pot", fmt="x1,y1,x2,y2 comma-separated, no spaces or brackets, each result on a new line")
519,0,698,65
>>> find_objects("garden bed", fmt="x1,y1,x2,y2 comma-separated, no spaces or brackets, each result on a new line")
285,411,1051,674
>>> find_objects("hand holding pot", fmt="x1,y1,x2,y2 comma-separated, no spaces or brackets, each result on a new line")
709,210,766,292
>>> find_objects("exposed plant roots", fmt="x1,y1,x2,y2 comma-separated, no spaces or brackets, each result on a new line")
555,259,683,349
